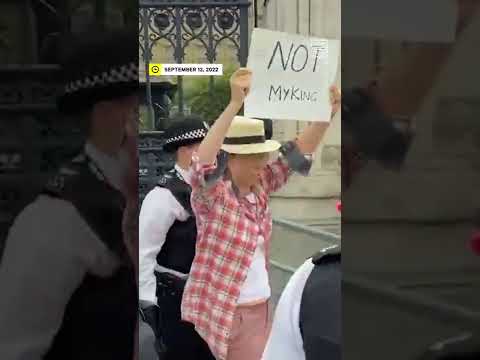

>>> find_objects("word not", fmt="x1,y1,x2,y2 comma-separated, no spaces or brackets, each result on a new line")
149,63,223,76
267,40,328,73
268,85,318,102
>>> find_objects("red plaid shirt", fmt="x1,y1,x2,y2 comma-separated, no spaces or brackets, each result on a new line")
181,150,294,360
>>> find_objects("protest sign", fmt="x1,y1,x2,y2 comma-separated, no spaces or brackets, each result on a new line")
244,28,339,122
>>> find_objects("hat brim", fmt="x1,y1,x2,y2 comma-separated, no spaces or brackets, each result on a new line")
221,140,281,154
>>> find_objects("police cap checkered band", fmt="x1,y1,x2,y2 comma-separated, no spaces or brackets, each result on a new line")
165,128,207,144
65,62,138,94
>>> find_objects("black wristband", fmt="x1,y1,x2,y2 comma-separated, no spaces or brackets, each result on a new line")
279,141,313,176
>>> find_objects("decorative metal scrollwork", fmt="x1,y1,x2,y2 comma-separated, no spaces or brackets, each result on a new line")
181,7,211,61
139,0,250,64
212,6,241,60
138,1,250,200
138,132,174,202
139,10,146,60
144,7,178,62
154,13,170,30
139,136,165,149
186,11,203,29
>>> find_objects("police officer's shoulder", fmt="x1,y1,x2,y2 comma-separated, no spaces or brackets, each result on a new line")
311,244,341,266
157,168,176,188
43,154,88,196
157,168,190,196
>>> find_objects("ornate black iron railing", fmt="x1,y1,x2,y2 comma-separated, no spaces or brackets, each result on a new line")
139,0,251,119
138,131,174,203
138,0,252,200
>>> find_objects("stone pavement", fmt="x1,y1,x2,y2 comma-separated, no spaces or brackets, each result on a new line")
269,219,340,306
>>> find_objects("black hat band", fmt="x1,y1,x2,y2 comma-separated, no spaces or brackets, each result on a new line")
223,135,266,145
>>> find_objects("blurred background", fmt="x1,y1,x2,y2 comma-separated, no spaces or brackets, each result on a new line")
0,0,136,258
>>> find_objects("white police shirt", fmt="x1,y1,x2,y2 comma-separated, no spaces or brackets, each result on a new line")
261,258,315,360
138,165,191,306
0,142,129,360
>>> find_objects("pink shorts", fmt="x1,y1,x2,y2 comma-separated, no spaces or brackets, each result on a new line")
226,301,272,360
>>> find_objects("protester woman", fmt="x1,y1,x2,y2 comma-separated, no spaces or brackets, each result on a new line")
180,68,341,360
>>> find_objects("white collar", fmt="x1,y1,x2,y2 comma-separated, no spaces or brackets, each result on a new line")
84,142,127,191
174,164,192,185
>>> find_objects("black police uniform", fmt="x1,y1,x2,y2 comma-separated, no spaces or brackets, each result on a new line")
155,169,214,360
299,247,341,360
42,154,137,360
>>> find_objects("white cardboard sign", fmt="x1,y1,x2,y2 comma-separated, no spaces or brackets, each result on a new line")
244,28,340,122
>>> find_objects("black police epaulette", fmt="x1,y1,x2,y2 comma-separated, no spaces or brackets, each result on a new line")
157,169,193,214
311,244,341,265
157,169,176,187
43,154,87,197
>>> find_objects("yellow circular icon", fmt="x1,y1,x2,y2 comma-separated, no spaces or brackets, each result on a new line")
150,64,161,75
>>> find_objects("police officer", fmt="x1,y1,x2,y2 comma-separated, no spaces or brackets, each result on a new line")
139,116,215,360
0,30,138,359
262,245,341,360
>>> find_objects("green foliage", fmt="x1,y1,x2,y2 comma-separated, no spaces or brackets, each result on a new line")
183,65,236,124
139,66,238,132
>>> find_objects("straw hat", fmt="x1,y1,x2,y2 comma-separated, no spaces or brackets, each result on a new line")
221,116,281,154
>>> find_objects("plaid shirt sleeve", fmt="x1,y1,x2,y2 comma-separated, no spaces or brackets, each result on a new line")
190,151,228,212
261,141,314,194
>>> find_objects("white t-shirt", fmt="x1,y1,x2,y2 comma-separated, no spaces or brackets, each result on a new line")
237,193,271,305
